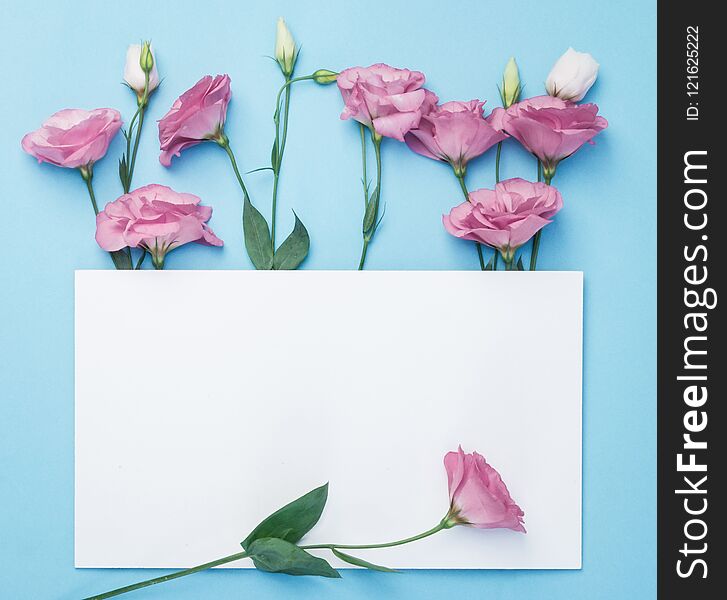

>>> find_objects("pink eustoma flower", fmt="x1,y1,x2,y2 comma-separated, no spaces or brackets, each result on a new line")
21,108,122,169
405,100,506,174
443,178,563,263
491,95,607,178
158,74,232,166
96,184,223,268
444,446,525,532
337,63,438,141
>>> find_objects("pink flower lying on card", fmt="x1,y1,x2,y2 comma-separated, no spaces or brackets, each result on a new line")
405,100,507,175
337,63,438,141
444,446,525,532
96,184,223,268
443,177,562,264
158,74,232,166
21,108,122,169
490,95,607,178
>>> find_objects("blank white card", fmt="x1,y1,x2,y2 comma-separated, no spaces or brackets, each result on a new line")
75,270,583,569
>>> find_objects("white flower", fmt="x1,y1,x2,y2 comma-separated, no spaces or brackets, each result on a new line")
274,17,296,76
545,48,599,102
124,43,160,97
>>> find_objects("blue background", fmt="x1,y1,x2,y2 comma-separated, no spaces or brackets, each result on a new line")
0,0,656,598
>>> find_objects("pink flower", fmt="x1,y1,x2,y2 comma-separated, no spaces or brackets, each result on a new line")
405,100,506,174
337,63,438,141
21,108,122,169
96,184,223,268
444,446,525,532
443,178,562,263
492,95,607,177
158,74,232,166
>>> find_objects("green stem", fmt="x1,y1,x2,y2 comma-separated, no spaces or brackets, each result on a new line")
126,106,145,193
529,164,551,271
122,72,150,193
219,139,250,201
455,173,485,271
359,123,369,208
492,141,504,270
358,133,382,271
302,519,449,552
83,173,99,215
271,74,292,249
358,240,369,270
495,141,502,183
83,551,249,600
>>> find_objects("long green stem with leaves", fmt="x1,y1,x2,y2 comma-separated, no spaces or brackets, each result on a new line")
84,519,451,600
455,173,485,270
82,551,250,600
270,75,294,248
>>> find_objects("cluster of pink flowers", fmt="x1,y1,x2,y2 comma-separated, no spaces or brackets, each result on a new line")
20,42,224,270
336,50,607,269
20,31,606,273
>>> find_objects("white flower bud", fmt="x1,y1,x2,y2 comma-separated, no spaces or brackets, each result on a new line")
545,48,599,102
124,43,160,97
274,17,297,76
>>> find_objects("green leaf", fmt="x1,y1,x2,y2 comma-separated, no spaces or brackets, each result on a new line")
118,155,129,191
331,549,398,572
109,249,133,270
484,254,495,271
273,213,310,270
271,139,279,171
243,196,273,270
516,256,524,271
246,538,341,578
241,483,328,550
362,185,379,234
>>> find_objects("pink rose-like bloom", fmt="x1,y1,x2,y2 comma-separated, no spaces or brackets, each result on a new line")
444,446,525,532
491,95,607,176
158,74,232,166
337,63,438,141
21,108,122,169
96,184,223,267
405,100,507,174
443,178,563,261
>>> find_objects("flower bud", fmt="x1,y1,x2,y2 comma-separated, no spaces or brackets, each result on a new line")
124,42,160,98
312,69,338,85
545,48,599,102
274,17,297,76
500,57,521,108
139,41,154,75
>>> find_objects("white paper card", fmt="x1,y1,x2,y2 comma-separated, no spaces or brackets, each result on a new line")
75,270,582,569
